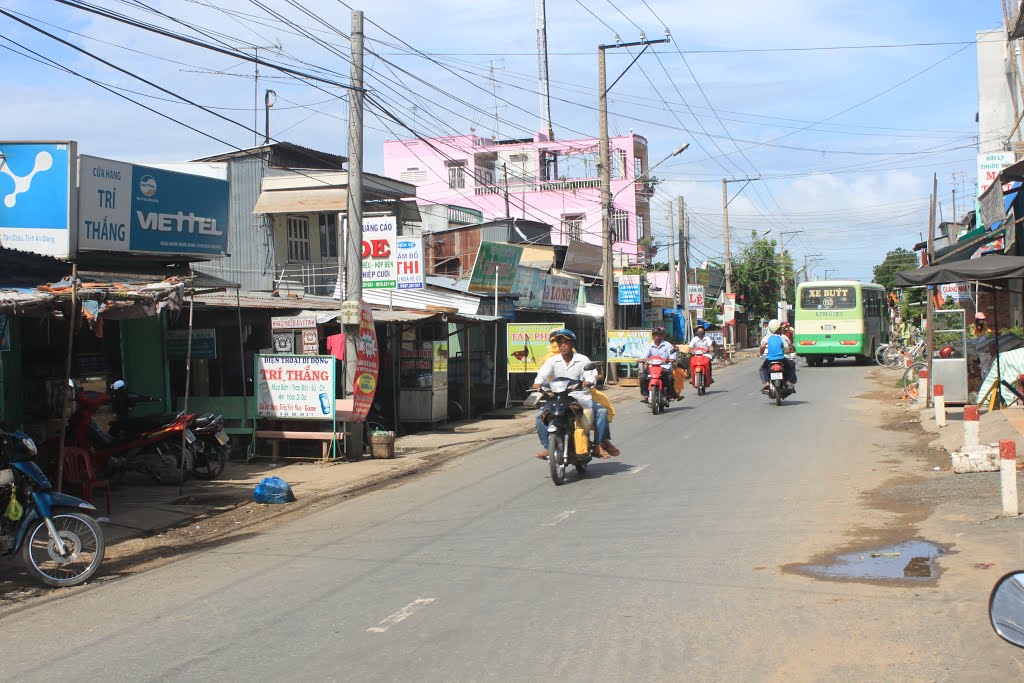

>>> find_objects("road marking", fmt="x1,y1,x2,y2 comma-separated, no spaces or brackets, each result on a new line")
545,510,577,526
630,464,651,475
367,598,436,633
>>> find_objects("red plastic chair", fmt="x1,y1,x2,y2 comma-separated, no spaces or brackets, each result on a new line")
62,448,111,515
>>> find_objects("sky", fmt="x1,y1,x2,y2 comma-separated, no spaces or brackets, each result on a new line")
0,0,1007,280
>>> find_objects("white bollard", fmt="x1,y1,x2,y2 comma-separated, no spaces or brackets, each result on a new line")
934,384,946,427
964,404,980,450
1001,440,1019,517
918,368,929,403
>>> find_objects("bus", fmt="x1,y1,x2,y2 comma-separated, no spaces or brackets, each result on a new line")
794,281,887,366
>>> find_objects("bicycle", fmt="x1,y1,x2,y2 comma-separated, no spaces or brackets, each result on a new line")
884,338,925,370
902,361,927,402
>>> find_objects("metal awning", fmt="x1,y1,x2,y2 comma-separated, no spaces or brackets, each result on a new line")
253,188,348,214
195,291,341,310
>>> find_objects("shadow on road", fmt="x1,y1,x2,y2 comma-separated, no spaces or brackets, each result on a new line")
572,461,637,481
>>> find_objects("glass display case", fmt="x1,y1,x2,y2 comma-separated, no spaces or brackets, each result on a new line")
399,340,448,423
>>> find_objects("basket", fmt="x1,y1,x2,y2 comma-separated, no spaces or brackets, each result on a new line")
368,432,395,459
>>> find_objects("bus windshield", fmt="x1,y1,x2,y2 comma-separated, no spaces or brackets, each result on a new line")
800,286,857,310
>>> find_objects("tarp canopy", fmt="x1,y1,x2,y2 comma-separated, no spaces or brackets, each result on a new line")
894,255,1024,286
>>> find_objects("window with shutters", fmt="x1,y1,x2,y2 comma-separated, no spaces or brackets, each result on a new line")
446,161,467,189
612,209,629,242
287,215,311,262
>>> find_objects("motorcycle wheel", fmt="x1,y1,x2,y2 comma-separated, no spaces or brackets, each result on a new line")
651,386,661,415
150,443,194,485
774,382,783,406
697,371,705,396
548,433,567,485
21,513,105,587
192,443,228,480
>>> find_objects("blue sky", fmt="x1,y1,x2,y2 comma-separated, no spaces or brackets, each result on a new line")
0,1,1006,279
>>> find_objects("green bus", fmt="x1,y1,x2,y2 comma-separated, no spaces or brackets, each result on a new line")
794,281,887,366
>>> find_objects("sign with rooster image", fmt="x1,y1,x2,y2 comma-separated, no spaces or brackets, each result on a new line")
506,323,564,374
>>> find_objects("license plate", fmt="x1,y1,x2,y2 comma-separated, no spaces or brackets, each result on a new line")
822,324,834,331
184,429,197,444
214,430,229,446
770,372,783,380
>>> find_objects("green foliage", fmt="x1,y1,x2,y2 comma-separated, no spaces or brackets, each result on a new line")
872,248,918,290
730,231,794,321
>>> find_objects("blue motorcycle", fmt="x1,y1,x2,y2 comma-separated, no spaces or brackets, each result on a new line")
0,429,105,587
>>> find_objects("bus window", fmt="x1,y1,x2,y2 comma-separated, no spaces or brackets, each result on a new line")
800,286,857,310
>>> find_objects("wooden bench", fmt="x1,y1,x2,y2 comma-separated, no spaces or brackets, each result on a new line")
254,399,357,462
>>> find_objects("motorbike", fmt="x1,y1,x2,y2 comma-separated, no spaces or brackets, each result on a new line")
532,365,599,485
690,349,712,396
0,427,105,587
645,356,673,415
990,571,1024,647
66,381,197,485
763,355,796,406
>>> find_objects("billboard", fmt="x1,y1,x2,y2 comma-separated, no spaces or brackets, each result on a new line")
0,141,75,258
468,241,522,293
687,285,705,308
77,155,228,258
395,236,424,289
978,151,1015,197
507,322,563,374
541,274,580,313
562,239,603,277
361,215,398,289
607,329,651,363
618,274,641,305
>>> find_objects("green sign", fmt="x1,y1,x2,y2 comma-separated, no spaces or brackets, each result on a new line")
468,241,522,293
167,328,217,360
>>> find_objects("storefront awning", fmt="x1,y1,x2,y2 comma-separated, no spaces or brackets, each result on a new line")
253,188,348,214
0,289,56,316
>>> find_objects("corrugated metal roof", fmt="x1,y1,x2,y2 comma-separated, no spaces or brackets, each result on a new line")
194,291,340,310
362,285,482,315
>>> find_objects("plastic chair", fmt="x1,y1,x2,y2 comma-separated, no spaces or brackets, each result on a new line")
62,447,111,515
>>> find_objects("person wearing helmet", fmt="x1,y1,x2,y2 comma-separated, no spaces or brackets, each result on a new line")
640,325,679,402
758,319,796,391
688,325,715,385
531,329,619,459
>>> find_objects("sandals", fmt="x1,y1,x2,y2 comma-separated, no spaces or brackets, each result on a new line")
535,449,549,459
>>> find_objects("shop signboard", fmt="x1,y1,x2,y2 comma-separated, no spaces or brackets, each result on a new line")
255,354,336,420
166,328,217,360
562,239,603,277
395,236,425,289
607,329,650,363
301,329,319,355
541,274,580,313
362,216,398,289
432,342,448,373
507,322,563,374
938,282,971,302
687,285,705,309
271,315,317,330
0,141,75,258
618,274,641,305
351,302,379,420
512,267,546,308
707,331,724,346
77,155,228,258
468,241,522,293
978,151,1015,197
0,314,9,352
644,308,663,322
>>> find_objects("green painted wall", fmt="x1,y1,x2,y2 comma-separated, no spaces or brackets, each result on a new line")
0,317,23,426
119,316,169,416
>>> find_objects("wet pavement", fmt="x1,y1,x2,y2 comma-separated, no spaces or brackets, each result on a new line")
795,539,944,583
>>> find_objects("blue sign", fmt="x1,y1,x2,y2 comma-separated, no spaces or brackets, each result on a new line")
78,155,228,258
0,142,73,258
618,274,641,305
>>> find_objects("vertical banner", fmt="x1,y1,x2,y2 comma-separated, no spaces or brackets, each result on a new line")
618,274,641,305
361,216,398,289
351,302,379,420
723,293,736,328
395,236,425,289
506,322,564,374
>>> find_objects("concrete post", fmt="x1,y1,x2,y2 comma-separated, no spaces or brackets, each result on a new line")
964,404,980,450
1000,439,1018,517
917,368,928,403
934,384,946,427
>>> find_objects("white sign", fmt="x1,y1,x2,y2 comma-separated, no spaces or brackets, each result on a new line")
271,316,316,330
256,355,336,420
693,308,705,320
362,216,398,289
78,155,131,254
687,284,705,308
395,236,424,289
978,151,1015,197
541,274,580,313
939,282,971,302
707,331,724,346
644,308,663,322
301,329,319,355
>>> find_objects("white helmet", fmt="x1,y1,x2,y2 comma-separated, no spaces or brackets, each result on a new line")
767,319,781,334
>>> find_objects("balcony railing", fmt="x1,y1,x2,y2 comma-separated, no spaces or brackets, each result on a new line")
475,178,601,195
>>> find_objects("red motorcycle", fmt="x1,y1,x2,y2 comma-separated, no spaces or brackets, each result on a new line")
690,349,712,396
645,356,672,415
64,381,197,484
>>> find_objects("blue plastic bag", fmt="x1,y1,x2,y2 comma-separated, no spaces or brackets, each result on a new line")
253,476,295,504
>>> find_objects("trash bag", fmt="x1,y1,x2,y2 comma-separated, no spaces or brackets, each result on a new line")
4,493,23,521
253,476,295,504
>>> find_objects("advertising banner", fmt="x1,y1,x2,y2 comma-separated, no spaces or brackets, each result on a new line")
562,239,603,277
351,302,379,420
978,151,1015,197
618,274,641,305
432,341,448,373
507,322,563,374
361,216,398,289
0,141,75,258
271,316,316,330
541,274,580,313
939,282,971,302
256,354,336,420
512,267,546,308
687,285,705,308
468,241,522,293
77,155,228,258
707,330,724,346
723,293,736,326
607,329,650,363
395,236,425,289
166,328,217,360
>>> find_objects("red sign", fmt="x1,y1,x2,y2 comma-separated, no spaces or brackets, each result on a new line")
352,302,379,420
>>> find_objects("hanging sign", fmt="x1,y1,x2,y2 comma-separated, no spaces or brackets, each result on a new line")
468,241,522,293
506,322,564,374
361,216,398,289
271,316,316,330
351,302,379,420
938,282,971,302
255,354,336,420
541,274,580,313
607,329,650,363
618,274,641,305
301,329,319,355
687,285,705,308
395,236,425,289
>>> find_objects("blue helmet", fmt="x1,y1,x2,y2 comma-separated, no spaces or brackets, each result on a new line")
549,329,576,343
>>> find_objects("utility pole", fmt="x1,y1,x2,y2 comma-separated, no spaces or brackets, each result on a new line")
778,230,802,321
343,9,365,457
599,34,670,382
667,204,677,309
925,173,937,408
263,89,276,145
678,197,688,333
721,177,758,348
502,162,511,218
536,0,554,141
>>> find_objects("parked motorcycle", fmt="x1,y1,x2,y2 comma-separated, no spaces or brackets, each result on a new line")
0,427,105,587
763,356,795,406
67,381,197,485
645,356,673,415
690,349,711,396
533,365,599,485
990,571,1024,647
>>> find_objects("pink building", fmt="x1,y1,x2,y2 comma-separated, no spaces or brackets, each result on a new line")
382,132,654,263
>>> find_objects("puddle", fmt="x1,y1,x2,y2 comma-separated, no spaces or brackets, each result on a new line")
795,540,943,583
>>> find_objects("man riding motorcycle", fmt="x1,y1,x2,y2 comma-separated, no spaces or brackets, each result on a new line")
532,329,619,460
640,326,679,402
758,319,797,392
688,325,715,386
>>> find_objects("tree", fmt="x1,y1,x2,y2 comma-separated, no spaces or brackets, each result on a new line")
731,231,794,322
872,248,918,290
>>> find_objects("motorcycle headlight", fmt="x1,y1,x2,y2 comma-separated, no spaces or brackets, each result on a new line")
548,380,570,393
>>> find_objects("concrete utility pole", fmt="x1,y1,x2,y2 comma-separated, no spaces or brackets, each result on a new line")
344,9,365,457
599,34,670,382
667,204,676,308
678,196,688,330
778,230,802,320
536,0,554,141
721,177,758,347
926,173,937,408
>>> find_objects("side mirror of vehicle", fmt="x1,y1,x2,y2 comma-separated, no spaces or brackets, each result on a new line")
990,571,1024,648
110,379,126,391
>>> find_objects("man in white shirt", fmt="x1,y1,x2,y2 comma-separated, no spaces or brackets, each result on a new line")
640,326,679,401
687,325,715,385
532,329,618,459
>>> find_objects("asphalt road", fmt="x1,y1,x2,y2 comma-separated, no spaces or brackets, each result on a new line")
3,358,1020,680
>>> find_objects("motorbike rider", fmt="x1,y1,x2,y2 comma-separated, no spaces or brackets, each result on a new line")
640,326,679,402
532,329,619,460
687,325,715,385
758,319,797,392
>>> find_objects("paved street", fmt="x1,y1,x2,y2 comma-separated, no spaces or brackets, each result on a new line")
3,358,1021,680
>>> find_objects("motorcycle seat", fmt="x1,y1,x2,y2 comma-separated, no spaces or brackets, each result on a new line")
191,414,220,430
